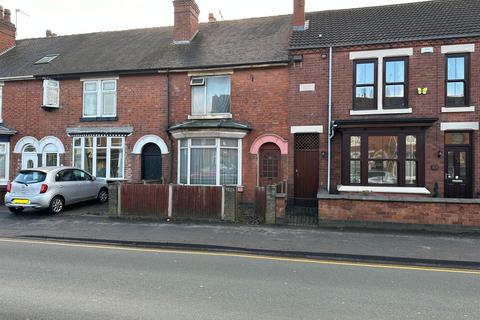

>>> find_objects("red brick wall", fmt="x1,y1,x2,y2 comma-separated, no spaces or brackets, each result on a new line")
3,74,170,181
288,50,329,198
291,38,480,198
319,197,480,227
169,66,289,202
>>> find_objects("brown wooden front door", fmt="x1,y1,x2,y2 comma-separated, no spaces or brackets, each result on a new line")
259,143,282,187
294,134,319,206
444,132,473,199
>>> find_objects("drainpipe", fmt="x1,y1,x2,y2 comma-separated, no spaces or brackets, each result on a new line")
166,69,174,184
327,47,333,193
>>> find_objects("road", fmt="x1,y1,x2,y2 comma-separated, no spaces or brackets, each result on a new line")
0,239,478,320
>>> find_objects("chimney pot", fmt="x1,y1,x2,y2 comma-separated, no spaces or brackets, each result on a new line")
3,8,11,23
292,0,305,30
173,0,200,44
46,30,52,37
208,13,216,23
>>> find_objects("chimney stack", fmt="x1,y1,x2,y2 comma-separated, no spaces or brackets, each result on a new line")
0,6,16,53
46,30,57,37
208,13,217,23
173,0,200,44
292,0,306,31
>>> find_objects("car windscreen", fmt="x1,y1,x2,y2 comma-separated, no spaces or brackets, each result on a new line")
14,171,47,185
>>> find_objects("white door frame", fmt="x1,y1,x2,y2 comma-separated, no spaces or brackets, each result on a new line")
22,152,38,169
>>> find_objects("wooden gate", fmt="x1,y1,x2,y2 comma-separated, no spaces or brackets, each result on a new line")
121,183,169,218
254,186,266,222
172,185,222,219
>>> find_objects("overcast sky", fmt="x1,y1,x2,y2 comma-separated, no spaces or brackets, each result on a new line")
4,0,428,39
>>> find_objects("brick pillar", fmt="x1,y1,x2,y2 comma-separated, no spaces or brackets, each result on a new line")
108,183,120,217
223,186,237,222
265,185,277,224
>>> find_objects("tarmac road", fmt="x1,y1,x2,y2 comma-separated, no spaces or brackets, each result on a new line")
0,238,478,320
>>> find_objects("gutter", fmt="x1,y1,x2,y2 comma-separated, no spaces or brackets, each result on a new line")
327,47,334,193
0,75,35,81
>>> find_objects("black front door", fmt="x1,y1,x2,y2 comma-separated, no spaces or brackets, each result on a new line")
142,143,162,181
445,146,472,198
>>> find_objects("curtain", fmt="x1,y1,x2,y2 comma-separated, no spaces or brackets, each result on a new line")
207,77,230,114
190,148,216,185
192,86,205,115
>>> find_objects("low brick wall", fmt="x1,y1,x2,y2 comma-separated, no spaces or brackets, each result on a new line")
319,194,480,227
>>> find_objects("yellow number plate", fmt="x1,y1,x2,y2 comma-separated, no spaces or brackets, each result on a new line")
13,199,30,205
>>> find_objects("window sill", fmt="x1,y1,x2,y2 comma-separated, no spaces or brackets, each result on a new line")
41,105,61,110
188,114,232,120
80,117,118,122
441,106,475,113
337,185,431,195
350,108,413,116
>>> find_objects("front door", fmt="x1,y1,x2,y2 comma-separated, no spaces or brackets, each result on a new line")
445,146,472,198
259,143,281,187
142,143,162,181
294,133,319,206
22,153,38,170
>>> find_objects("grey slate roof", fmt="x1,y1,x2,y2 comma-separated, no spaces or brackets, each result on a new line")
0,124,17,135
66,126,134,136
290,0,480,49
169,119,251,131
0,15,291,78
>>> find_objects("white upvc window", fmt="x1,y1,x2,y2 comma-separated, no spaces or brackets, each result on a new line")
73,136,125,180
83,79,117,118
0,142,10,184
178,138,242,186
43,79,60,108
42,144,60,167
191,76,231,116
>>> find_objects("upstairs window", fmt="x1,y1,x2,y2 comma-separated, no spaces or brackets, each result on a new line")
384,58,407,109
446,54,469,107
83,80,117,118
353,60,377,110
43,80,60,108
191,76,231,116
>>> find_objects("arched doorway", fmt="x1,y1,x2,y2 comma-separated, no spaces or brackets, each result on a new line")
259,143,281,187
22,144,38,169
141,143,162,181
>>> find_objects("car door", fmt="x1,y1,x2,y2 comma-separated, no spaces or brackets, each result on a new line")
55,169,80,203
73,169,97,200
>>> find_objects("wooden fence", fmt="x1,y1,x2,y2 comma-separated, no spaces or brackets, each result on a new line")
115,183,223,220
120,184,169,218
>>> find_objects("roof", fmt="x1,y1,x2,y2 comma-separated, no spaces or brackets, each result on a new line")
0,15,291,78
66,126,134,136
169,119,252,131
290,0,480,49
0,124,17,135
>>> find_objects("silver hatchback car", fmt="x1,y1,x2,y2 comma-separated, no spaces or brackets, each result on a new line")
5,167,109,214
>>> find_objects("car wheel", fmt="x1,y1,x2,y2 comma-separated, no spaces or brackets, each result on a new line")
8,207,24,214
97,188,109,203
49,196,64,215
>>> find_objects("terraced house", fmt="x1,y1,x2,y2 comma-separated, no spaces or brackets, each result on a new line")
0,0,480,226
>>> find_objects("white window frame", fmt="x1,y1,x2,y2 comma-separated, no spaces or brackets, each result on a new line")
0,142,9,184
190,75,231,117
350,48,413,115
42,144,60,167
82,79,117,118
178,138,242,186
72,136,125,180
42,79,60,108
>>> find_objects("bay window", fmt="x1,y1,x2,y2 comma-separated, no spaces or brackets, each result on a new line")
0,143,9,183
343,132,424,187
83,79,117,118
179,138,241,186
191,76,231,116
73,137,124,179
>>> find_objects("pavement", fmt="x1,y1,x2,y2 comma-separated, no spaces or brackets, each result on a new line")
1,238,478,320
1,203,480,268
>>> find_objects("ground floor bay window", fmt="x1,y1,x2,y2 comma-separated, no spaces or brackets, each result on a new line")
342,130,425,188
73,136,124,180
179,138,242,186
